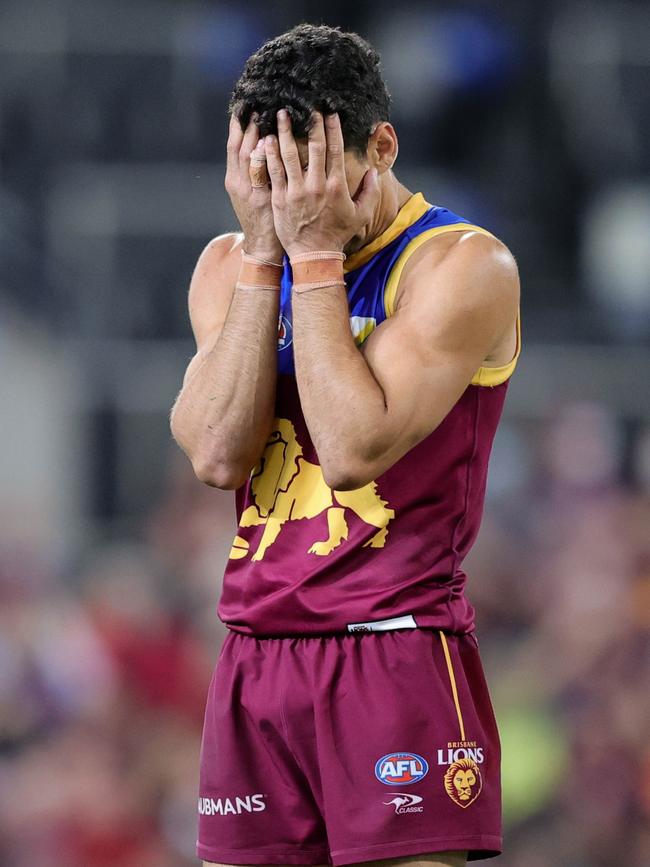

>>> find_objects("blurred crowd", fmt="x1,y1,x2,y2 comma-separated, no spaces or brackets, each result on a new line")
1,0,649,865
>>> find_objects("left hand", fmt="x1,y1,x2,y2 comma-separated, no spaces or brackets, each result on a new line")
264,110,380,258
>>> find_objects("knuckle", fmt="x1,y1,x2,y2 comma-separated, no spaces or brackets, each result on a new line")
309,141,325,156
327,143,343,156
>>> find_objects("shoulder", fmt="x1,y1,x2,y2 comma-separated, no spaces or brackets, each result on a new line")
396,227,519,318
385,228,520,361
190,231,245,288
188,232,244,347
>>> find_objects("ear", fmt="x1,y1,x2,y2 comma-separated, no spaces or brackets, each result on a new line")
366,122,398,175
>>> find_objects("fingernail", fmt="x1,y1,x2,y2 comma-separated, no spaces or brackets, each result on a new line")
278,109,288,120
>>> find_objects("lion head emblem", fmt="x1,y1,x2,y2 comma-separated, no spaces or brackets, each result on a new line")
443,758,482,808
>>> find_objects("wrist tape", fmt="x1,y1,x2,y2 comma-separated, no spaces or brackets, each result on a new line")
237,252,283,291
290,251,346,294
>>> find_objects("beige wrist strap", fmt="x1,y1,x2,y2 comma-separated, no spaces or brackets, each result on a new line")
290,250,346,264
241,251,284,268
237,253,283,291
292,278,347,294
290,250,346,294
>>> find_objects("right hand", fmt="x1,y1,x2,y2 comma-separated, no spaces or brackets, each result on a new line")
224,114,284,264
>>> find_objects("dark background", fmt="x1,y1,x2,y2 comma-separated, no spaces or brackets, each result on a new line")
1,1,649,864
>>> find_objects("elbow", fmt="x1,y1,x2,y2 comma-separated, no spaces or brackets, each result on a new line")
320,436,391,490
322,459,373,492
192,455,250,490
170,412,250,490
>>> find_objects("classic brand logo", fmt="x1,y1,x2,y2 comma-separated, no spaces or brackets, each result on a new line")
198,794,266,816
375,752,429,786
383,793,424,814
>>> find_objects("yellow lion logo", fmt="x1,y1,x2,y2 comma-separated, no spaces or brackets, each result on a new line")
229,417,395,562
443,758,482,808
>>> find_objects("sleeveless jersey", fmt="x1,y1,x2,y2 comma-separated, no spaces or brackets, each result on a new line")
218,192,521,636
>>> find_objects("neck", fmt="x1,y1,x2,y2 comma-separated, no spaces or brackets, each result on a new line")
345,172,413,257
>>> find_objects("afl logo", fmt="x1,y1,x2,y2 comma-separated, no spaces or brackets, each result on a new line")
375,752,429,786
278,314,292,351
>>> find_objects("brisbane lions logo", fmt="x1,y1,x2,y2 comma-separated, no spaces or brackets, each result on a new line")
443,758,482,808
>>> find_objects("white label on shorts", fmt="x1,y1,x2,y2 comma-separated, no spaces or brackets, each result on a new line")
347,615,418,632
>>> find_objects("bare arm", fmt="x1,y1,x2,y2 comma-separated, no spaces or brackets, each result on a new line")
169,233,279,489
170,113,283,490
291,232,519,489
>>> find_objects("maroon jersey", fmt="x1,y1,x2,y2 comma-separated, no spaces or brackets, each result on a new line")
218,193,521,636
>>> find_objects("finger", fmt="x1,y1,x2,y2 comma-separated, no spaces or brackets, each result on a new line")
354,167,380,221
249,138,270,188
239,117,260,178
276,109,302,187
226,114,244,182
325,113,346,180
307,111,326,185
264,135,287,194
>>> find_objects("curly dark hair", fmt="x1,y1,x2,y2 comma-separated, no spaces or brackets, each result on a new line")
229,24,391,156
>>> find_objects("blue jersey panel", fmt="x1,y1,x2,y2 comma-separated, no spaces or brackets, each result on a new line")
276,203,471,376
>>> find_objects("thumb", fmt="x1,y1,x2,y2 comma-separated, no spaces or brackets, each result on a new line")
354,167,380,218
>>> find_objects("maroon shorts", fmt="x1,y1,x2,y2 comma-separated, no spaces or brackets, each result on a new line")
196,627,502,865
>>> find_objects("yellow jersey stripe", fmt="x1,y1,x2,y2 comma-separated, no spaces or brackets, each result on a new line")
439,630,466,742
383,222,497,317
382,222,521,387
470,311,521,387
344,192,431,273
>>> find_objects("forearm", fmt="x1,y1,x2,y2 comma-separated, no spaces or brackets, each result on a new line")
171,287,279,485
291,283,387,487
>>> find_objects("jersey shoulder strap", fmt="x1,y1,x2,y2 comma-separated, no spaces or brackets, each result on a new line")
383,213,521,387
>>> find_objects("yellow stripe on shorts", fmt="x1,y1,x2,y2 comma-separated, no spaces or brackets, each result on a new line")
439,630,466,741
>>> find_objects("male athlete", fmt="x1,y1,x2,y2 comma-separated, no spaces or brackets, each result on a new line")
170,23,520,867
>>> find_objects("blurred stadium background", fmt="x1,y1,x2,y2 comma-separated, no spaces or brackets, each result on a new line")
1,0,649,864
